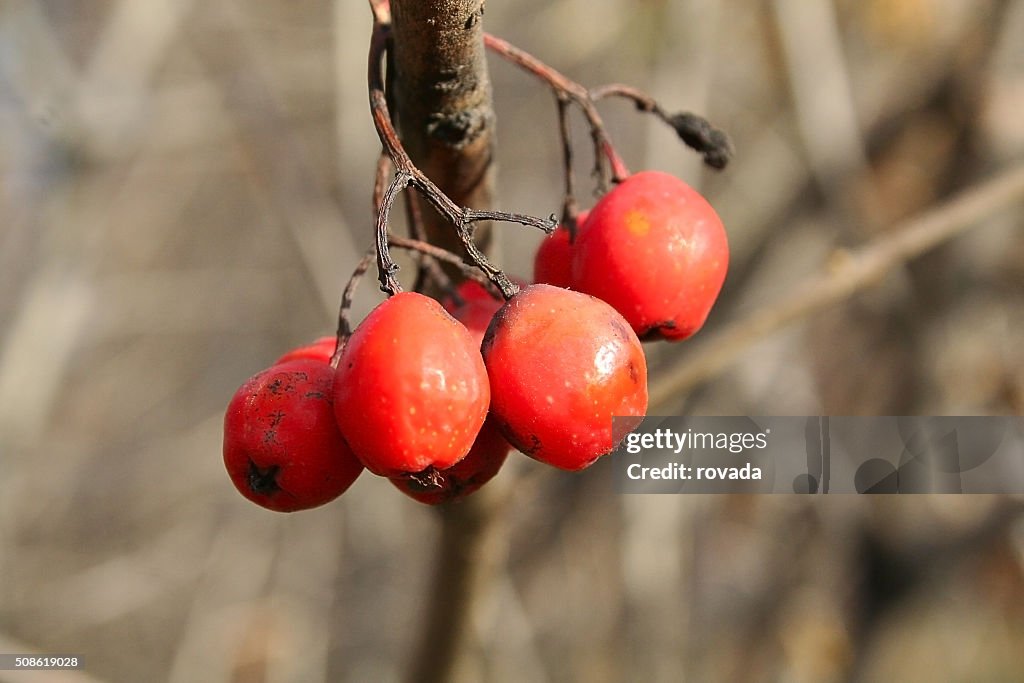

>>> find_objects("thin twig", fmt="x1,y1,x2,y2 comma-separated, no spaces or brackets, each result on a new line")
371,26,434,293
648,163,1024,409
377,137,449,294
333,248,374,365
484,32,629,190
374,170,410,295
590,84,734,170
388,235,492,288
333,235,492,362
556,94,581,233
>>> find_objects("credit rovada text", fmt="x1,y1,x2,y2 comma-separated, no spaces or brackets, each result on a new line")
623,427,769,481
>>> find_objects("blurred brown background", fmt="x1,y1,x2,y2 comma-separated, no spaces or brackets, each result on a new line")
2,0,1023,681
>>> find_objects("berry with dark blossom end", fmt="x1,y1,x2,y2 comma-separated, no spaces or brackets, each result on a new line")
390,282,513,504
333,291,490,477
275,336,337,365
532,211,589,289
572,170,728,341
223,359,363,512
389,419,510,504
482,284,648,471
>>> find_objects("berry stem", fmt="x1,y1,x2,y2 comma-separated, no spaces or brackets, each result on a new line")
377,148,444,295
483,33,631,189
589,83,735,170
389,236,493,287
556,95,582,236
374,170,410,296
333,248,374,366
335,234,495,360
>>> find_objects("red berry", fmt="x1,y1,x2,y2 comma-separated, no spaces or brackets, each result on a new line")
444,290,504,348
441,277,527,312
389,418,510,504
572,171,728,341
223,359,363,512
532,210,588,289
442,279,497,308
482,284,648,471
389,285,512,503
275,336,337,365
333,292,490,477
441,285,502,342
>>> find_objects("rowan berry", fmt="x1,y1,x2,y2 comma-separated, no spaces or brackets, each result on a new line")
275,336,337,365
482,284,648,470
333,292,490,477
390,419,510,504
572,171,728,341
223,359,363,512
532,211,588,289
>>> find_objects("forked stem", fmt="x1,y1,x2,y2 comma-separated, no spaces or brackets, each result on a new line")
334,235,495,362
368,21,552,301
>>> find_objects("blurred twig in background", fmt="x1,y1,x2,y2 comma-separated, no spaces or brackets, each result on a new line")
650,162,1024,409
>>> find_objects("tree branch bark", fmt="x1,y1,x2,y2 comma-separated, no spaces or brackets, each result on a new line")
391,0,494,263
387,3,503,682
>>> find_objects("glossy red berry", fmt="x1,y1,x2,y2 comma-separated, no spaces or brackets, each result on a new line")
482,284,648,471
572,170,728,341
275,336,337,365
389,419,510,504
333,292,490,477
223,359,363,512
390,282,512,504
532,211,588,289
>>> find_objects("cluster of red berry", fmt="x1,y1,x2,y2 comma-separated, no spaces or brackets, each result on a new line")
223,169,727,511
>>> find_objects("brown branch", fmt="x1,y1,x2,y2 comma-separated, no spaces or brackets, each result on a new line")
648,163,1024,409
390,0,496,273
407,491,504,683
